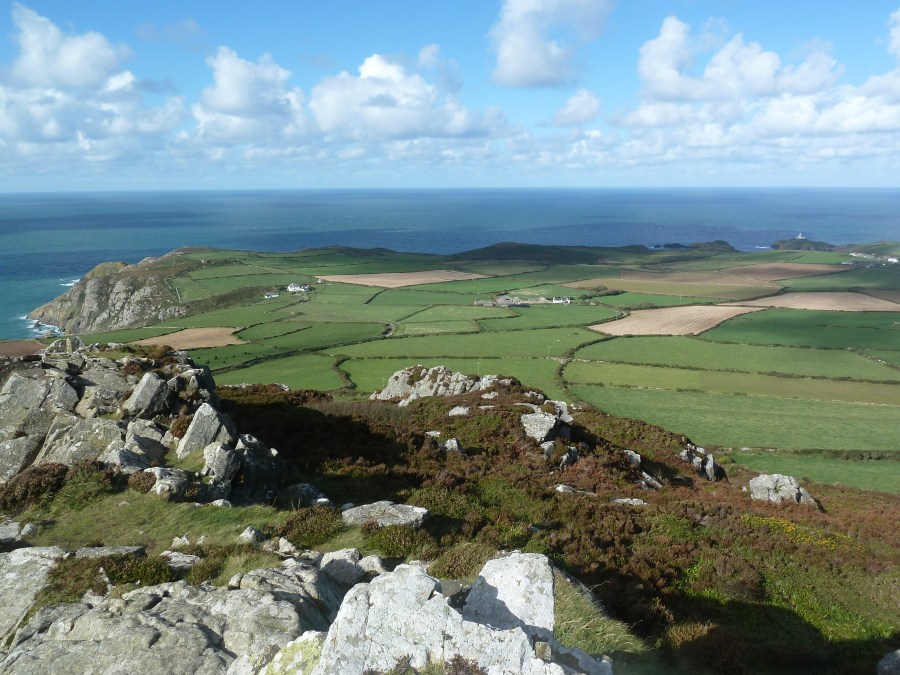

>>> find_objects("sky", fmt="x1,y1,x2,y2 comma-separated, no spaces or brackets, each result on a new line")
2,1,900,191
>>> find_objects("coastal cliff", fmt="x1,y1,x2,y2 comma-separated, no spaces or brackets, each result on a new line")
27,255,192,335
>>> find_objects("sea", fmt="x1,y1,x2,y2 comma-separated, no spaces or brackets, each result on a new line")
1,188,899,340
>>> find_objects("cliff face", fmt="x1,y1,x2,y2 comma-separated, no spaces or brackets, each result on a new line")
28,256,191,334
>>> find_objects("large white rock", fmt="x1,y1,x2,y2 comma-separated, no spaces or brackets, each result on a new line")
176,403,237,460
463,552,555,642
309,564,572,675
748,474,817,506
340,501,428,529
0,547,67,645
122,372,171,419
521,412,559,443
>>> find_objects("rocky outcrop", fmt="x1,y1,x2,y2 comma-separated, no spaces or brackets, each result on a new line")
370,365,511,406
0,547,67,646
341,501,429,529
748,474,818,507
0,563,343,674
288,555,611,675
679,443,726,482
27,258,190,335
462,552,554,642
176,403,237,460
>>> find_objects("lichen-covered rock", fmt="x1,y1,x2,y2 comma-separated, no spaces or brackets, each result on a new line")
35,417,125,466
319,549,365,587
176,404,237,460
520,411,559,443
0,436,43,484
370,365,511,407
341,501,428,529
202,442,242,484
161,550,201,572
75,546,145,558
878,649,900,675
260,631,326,675
462,552,554,642
238,526,266,545
144,467,190,500
0,547,67,646
749,474,818,507
1,563,343,675
307,561,607,675
123,372,172,419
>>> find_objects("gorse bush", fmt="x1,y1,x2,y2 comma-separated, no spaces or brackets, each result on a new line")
127,471,157,493
366,524,437,560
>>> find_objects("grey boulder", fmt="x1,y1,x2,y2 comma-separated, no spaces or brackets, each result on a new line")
341,501,428,529
748,474,818,506
122,372,172,419
176,404,237,460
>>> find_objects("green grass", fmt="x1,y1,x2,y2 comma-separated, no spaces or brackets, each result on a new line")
594,292,718,308
27,490,285,554
700,309,900,350
170,277,213,302
392,321,479,336
596,279,772,301
260,322,386,350
780,265,900,291
565,360,900,405
573,336,900,381
328,326,596,359
194,273,308,295
191,343,287,370
168,297,301,328
400,305,512,322
274,301,422,323
235,321,311,341
569,384,900,452
866,349,900,366
730,452,900,494
77,326,181,344
478,305,619,331
340,356,567,400
214,353,345,390
367,289,481,306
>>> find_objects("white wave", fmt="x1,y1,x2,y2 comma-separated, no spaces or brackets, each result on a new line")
60,279,79,286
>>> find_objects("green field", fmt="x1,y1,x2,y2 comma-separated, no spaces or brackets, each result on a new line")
214,353,344,390
566,360,900,405
569,384,900,453
326,326,595,359
573,336,900,381
699,308,900,349
70,242,900,491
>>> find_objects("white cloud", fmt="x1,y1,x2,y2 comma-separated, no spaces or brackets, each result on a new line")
10,2,131,88
418,44,441,69
0,4,183,170
310,54,485,138
491,0,614,87
553,88,601,126
890,8,900,59
190,47,306,144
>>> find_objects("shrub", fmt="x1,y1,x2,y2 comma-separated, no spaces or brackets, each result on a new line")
367,525,437,559
279,506,346,548
127,471,157,494
429,542,495,581
169,415,193,439
0,463,68,512
103,554,175,586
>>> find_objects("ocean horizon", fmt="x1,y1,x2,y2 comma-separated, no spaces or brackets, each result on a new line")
2,187,899,340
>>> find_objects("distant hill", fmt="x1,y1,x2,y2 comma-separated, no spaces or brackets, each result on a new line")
772,238,836,251
453,240,736,265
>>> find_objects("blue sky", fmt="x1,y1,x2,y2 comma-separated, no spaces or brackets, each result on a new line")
2,1,900,190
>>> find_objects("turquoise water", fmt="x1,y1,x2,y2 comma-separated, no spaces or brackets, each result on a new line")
2,188,898,339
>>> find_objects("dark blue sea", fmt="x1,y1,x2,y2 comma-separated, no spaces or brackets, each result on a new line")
2,188,899,339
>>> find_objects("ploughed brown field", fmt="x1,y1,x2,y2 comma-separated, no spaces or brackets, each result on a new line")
133,327,244,349
734,291,900,312
719,262,850,281
589,305,764,336
316,269,486,288
0,339,43,357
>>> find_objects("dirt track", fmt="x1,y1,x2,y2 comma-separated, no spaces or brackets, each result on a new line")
590,305,764,336
317,269,486,288
133,327,244,349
